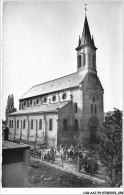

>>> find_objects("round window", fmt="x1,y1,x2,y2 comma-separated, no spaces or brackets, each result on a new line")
62,93,66,100
44,97,47,103
52,95,56,101
92,96,96,102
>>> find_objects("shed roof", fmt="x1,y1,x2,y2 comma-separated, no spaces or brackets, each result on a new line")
20,71,85,100
2,140,30,150
9,101,71,116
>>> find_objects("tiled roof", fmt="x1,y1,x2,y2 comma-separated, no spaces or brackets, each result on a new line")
9,101,71,116
20,71,86,100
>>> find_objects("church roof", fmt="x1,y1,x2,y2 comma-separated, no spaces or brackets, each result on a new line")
20,71,86,100
9,101,71,115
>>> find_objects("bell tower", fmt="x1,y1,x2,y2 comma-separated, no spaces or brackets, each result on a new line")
76,12,97,73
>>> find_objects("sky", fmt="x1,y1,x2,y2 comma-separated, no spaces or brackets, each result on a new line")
2,0,123,120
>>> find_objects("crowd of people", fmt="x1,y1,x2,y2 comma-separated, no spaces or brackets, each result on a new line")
30,147,56,163
57,144,85,169
30,143,87,169
30,148,42,159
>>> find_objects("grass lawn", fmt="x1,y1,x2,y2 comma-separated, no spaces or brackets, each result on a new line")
28,158,109,187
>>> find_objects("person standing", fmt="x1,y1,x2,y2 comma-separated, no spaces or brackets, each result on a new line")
4,127,9,140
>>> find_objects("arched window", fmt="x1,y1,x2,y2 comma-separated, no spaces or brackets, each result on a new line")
27,102,29,107
36,99,39,104
75,103,77,113
83,53,86,66
62,93,66,100
77,55,81,68
91,104,93,114
9,120,11,128
23,119,26,129
39,119,42,130
95,104,97,114
63,119,67,131
88,54,90,65
44,97,47,103
17,120,19,129
12,120,13,128
75,119,78,131
52,95,56,101
30,100,32,105
31,119,33,129
49,119,52,131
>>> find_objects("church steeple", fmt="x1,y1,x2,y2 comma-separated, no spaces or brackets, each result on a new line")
76,7,97,73
80,16,92,45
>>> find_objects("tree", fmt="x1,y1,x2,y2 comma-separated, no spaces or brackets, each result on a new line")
83,144,99,176
99,108,122,187
5,94,17,121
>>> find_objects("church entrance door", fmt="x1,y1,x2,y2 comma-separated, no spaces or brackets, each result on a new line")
90,126,98,144
89,117,99,144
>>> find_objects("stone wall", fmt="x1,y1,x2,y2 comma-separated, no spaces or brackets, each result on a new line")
44,113,58,148
8,112,58,148
80,72,104,145
19,90,72,110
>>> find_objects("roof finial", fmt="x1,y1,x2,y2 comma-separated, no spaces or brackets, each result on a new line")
84,4,87,17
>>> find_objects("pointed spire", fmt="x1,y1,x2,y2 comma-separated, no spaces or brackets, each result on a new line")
80,16,92,45
75,5,97,51
78,35,81,47
91,35,95,47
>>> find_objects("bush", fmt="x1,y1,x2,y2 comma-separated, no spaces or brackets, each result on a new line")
83,156,98,176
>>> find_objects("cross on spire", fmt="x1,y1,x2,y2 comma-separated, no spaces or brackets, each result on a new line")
84,4,87,16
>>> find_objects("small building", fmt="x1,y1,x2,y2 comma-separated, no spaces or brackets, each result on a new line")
2,140,30,187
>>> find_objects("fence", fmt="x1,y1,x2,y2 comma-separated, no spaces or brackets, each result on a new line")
29,148,107,178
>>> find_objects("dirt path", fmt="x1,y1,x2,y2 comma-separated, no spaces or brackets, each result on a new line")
28,158,109,187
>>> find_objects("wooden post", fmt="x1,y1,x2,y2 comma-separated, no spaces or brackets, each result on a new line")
76,157,77,172
78,155,80,172
62,155,63,168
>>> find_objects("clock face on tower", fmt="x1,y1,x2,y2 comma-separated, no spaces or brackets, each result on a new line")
80,49,83,54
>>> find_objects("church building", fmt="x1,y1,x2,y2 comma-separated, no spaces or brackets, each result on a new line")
8,11,104,148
